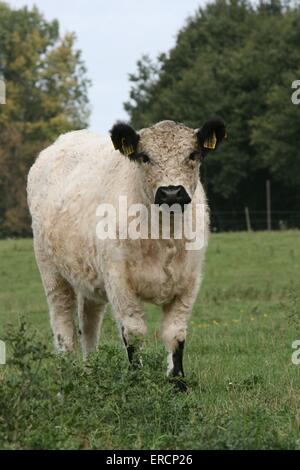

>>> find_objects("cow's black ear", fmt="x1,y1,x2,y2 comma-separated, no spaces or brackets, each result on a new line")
110,123,140,157
196,119,227,157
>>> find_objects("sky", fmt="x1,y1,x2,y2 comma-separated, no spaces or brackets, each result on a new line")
10,0,205,133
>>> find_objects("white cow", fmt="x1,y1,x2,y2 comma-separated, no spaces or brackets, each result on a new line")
27,119,226,390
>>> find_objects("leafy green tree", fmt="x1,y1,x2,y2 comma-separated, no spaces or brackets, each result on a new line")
0,2,90,236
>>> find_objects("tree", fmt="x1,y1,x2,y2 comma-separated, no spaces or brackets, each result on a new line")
0,2,91,236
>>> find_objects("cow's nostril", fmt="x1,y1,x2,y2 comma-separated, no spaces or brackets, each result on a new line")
161,187,181,198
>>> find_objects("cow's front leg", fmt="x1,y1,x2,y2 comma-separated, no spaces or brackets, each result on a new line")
121,324,144,368
162,297,192,392
169,340,185,379
104,268,147,368
120,311,147,368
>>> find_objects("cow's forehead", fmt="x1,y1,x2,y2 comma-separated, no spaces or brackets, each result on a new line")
139,121,196,153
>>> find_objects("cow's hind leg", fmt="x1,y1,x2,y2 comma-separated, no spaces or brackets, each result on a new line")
34,244,77,352
41,272,77,352
48,278,77,352
78,297,107,360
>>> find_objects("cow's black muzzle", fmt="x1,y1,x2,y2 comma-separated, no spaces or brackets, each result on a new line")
155,185,192,211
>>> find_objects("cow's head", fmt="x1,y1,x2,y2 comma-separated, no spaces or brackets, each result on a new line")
110,120,226,210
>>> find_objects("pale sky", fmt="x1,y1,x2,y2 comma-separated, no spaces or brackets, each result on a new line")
9,0,205,133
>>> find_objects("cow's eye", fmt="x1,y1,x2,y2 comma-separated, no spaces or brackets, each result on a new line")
139,153,151,164
189,151,201,161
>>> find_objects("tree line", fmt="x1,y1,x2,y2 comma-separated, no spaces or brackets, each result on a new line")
1,0,299,237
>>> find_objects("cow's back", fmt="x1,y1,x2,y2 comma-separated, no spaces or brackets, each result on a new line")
27,130,113,219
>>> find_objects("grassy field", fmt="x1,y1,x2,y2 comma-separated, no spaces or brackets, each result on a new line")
0,231,300,450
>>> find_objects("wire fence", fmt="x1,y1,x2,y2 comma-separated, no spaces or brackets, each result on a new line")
210,210,300,232
0,210,299,239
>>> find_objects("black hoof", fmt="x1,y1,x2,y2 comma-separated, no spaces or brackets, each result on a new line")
171,377,188,393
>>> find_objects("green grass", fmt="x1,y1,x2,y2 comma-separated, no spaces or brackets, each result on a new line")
0,231,300,449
